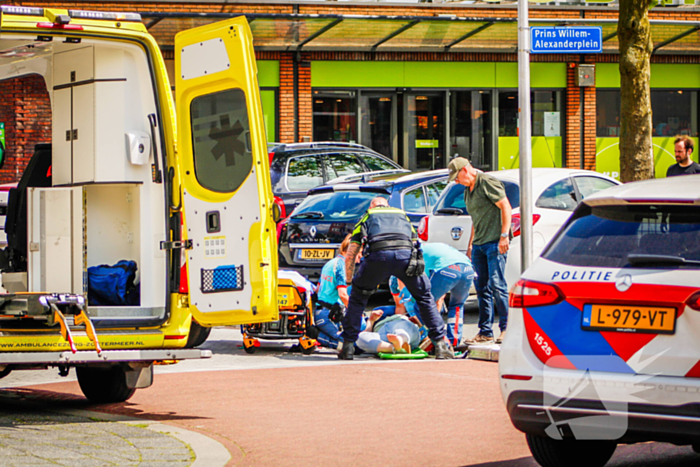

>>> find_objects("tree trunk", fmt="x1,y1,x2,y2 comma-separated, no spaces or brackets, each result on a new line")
618,0,655,182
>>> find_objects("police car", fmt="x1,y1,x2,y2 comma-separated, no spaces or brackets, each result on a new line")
499,175,700,467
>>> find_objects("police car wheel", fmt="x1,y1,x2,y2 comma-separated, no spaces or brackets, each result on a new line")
76,366,136,403
525,434,616,467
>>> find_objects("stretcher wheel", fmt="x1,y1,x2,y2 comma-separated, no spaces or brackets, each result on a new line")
301,345,316,355
243,343,257,354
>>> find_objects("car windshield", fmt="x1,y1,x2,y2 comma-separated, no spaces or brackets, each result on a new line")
293,191,388,221
543,204,700,269
434,180,520,214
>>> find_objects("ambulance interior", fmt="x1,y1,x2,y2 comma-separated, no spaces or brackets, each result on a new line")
0,35,168,326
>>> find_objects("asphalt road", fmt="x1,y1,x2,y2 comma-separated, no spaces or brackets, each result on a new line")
2,303,700,466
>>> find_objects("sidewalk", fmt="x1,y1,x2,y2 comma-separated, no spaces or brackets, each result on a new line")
0,391,229,467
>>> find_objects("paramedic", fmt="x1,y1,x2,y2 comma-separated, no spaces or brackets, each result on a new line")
314,235,363,350
338,197,454,360
421,242,475,346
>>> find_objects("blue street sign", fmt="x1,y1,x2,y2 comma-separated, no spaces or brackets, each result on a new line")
530,27,603,54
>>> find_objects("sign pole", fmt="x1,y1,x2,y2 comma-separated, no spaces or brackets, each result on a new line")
518,0,533,274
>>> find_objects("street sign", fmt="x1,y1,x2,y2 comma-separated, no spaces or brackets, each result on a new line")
530,27,603,54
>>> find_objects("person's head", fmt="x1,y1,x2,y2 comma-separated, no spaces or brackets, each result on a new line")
369,197,389,209
339,234,351,255
447,157,477,187
674,135,694,166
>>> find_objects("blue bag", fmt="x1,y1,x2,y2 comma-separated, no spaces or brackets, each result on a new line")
87,260,139,306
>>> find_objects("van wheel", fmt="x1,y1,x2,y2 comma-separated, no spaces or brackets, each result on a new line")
76,366,136,403
185,320,212,348
0,367,12,379
526,434,617,467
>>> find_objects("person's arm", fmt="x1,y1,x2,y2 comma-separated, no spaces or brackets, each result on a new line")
467,224,474,259
495,197,512,254
392,293,407,315
345,242,361,284
338,286,349,308
364,309,384,333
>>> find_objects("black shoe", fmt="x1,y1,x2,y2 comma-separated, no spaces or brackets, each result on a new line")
337,341,355,360
433,338,455,360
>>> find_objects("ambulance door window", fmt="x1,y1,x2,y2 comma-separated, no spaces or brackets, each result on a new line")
190,89,252,193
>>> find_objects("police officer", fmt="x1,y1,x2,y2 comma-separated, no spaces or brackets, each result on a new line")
338,197,454,360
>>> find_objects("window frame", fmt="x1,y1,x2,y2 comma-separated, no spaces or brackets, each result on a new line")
284,154,325,192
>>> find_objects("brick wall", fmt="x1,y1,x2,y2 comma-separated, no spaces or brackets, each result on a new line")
0,75,51,184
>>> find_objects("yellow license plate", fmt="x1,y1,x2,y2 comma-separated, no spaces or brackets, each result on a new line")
300,249,334,260
583,304,676,334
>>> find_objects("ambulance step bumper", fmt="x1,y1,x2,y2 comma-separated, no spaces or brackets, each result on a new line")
0,349,212,366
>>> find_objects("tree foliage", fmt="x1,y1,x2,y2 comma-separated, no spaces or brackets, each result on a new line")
618,0,655,182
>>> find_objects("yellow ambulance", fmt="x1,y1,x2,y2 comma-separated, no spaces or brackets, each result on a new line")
0,5,278,402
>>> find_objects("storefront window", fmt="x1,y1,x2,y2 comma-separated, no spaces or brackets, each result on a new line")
450,91,492,170
499,91,563,137
312,92,357,142
651,90,698,137
596,90,621,137
598,89,699,138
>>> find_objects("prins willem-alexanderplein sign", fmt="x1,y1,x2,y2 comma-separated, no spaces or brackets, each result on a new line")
530,27,603,54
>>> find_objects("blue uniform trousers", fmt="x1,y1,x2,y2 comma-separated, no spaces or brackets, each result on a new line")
341,248,446,343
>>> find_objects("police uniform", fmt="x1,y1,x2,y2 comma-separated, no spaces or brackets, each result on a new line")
340,206,448,351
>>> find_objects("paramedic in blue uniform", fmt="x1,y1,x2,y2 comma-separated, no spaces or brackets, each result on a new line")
338,197,454,360
314,235,364,350
421,242,475,346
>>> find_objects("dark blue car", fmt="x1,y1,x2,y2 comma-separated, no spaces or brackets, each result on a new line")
277,170,448,280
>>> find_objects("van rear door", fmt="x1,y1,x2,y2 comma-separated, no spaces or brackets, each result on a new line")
175,17,278,326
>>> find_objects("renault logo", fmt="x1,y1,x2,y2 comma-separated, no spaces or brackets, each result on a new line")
615,274,633,292
309,226,317,238
451,227,463,241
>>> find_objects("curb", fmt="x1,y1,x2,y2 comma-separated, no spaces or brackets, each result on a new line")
58,408,231,467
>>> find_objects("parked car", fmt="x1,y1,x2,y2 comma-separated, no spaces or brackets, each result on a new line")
417,168,620,289
269,142,406,215
278,170,448,279
500,175,700,467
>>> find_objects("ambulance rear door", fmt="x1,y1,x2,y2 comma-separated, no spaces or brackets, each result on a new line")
175,17,278,326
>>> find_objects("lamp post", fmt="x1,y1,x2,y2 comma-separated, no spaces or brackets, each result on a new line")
517,0,533,273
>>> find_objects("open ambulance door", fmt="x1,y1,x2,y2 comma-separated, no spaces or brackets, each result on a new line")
175,17,278,326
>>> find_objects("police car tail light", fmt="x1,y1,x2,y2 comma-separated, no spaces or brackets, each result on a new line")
509,279,563,308
686,291,700,311
418,216,429,241
511,213,541,238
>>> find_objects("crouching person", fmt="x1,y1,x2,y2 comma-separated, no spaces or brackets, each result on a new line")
313,234,364,351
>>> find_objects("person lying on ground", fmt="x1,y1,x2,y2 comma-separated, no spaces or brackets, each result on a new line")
356,309,422,355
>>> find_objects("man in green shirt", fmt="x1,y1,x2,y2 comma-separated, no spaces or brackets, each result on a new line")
447,157,512,345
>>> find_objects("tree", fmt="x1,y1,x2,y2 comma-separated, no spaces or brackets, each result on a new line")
618,0,655,182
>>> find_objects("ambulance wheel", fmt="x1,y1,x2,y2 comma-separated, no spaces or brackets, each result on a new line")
76,366,136,404
243,343,257,354
301,344,316,355
185,320,212,348
0,367,12,379
526,434,616,467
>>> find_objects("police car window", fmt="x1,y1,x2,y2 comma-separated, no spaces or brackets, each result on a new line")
426,181,447,208
359,153,397,171
190,89,252,193
403,186,427,213
287,156,323,191
535,178,577,211
574,176,618,200
543,204,700,268
324,153,365,179
434,183,467,214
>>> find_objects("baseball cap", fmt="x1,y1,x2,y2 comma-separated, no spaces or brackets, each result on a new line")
447,157,470,182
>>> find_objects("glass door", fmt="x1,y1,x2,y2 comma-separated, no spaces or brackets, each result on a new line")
359,92,397,162
449,90,492,170
405,93,445,171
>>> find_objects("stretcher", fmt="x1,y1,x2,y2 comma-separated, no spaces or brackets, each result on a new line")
241,270,317,354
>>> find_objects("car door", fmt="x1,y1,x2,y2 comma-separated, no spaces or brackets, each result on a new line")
175,17,278,326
